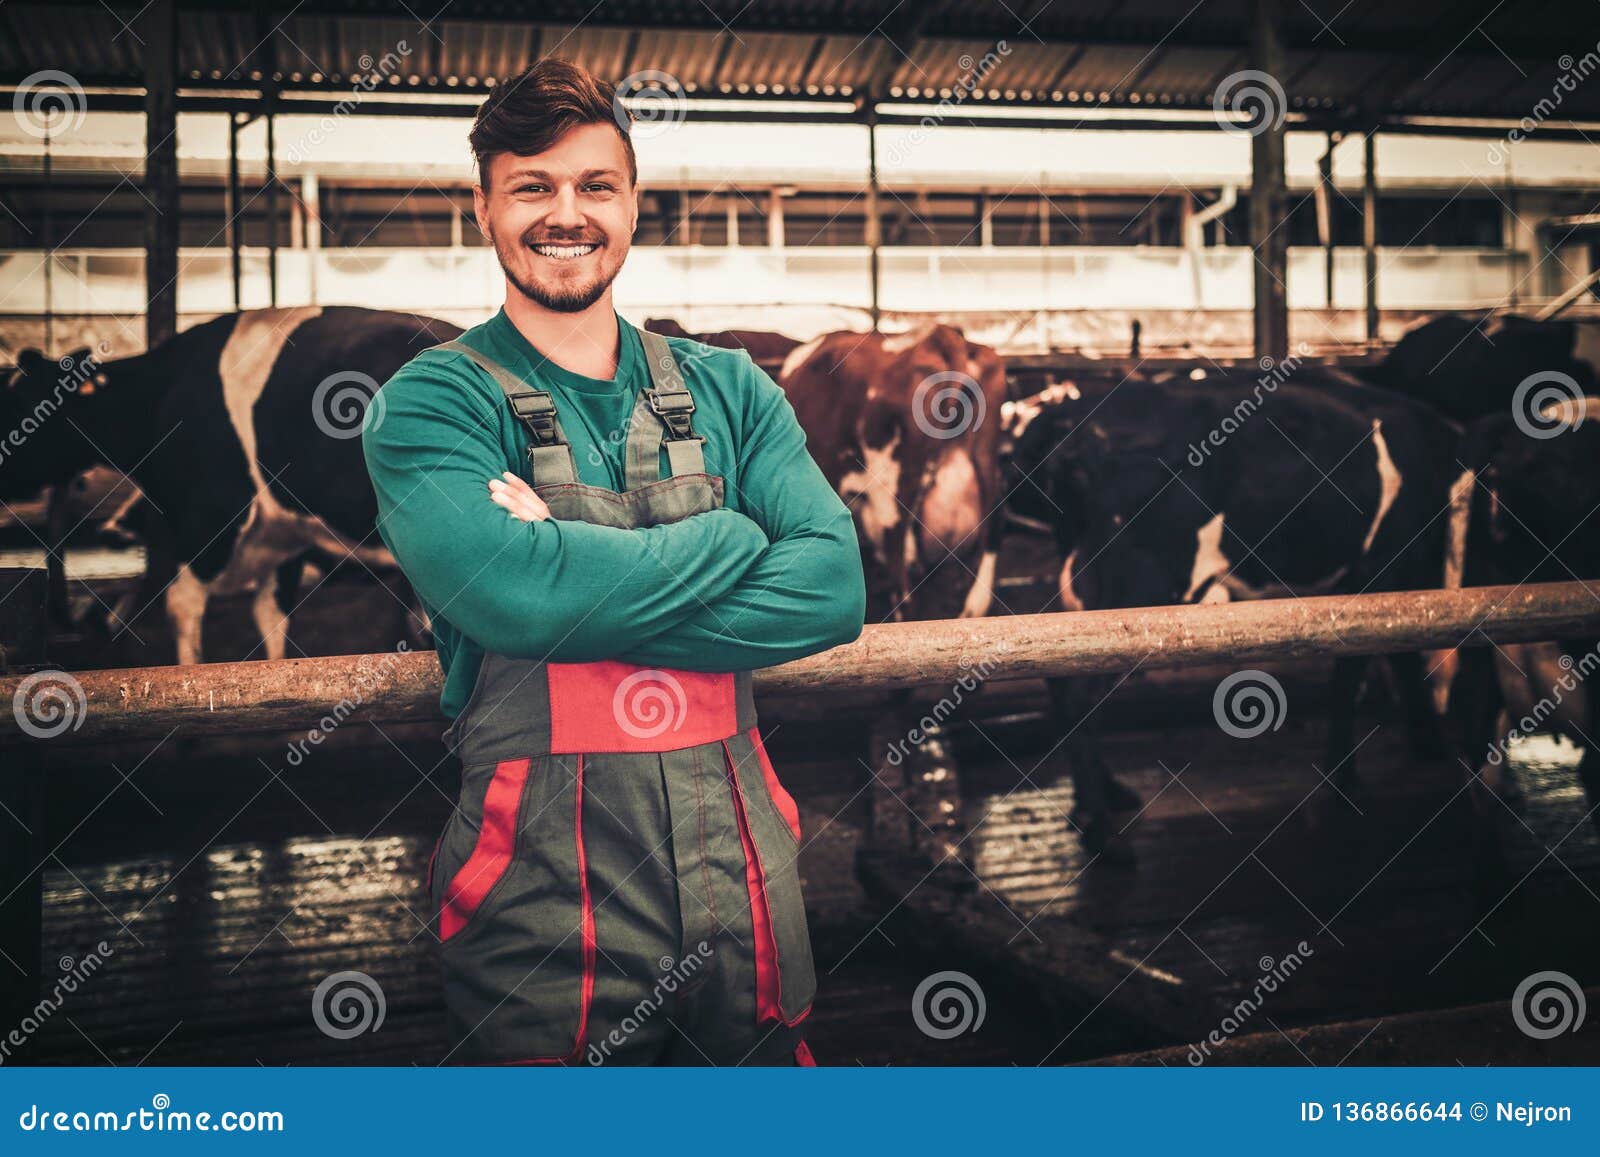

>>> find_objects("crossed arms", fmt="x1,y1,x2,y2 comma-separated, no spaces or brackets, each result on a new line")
363,347,865,672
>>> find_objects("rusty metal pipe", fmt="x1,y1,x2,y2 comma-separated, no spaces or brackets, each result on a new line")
3,582,1597,748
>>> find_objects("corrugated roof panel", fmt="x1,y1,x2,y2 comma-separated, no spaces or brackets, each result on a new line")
0,0,1593,124
1060,45,1168,98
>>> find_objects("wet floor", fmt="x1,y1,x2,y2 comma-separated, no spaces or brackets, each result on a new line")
19,704,1600,1066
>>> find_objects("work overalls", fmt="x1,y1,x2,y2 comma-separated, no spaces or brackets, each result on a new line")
424,330,817,1066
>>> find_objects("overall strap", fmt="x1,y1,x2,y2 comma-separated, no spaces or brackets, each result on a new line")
430,339,577,486
627,328,706,489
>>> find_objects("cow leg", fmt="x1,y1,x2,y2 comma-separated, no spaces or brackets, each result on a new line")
165,564,208,666
958,548,998,619
252,556,303,662
1323,655,1369,802
1047,675,1137,865
1387,650,1448,761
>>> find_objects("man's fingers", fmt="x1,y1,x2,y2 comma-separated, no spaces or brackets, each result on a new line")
488,477,551,522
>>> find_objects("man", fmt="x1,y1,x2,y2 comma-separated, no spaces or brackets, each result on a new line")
361,58,865,1066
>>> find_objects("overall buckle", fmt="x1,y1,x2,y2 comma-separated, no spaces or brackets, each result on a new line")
508,390,561,445
648,389,697,439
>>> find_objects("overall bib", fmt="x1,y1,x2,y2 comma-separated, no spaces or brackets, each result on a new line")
424,330,817,1066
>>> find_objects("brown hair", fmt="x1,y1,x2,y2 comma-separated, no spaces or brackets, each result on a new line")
469,58,637,189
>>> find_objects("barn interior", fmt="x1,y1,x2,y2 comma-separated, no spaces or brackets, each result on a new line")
2,0,1600,1067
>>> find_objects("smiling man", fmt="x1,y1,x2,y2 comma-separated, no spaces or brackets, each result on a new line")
361,58,865,1066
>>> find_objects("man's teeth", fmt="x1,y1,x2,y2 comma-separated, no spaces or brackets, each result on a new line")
532,243,598,259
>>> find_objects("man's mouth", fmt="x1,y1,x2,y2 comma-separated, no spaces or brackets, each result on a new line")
529,241,600,260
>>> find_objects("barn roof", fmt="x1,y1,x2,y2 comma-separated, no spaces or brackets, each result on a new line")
2,0,1597,128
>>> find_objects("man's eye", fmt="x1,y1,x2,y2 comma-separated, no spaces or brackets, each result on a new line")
517,185,549,194
584,184,614,193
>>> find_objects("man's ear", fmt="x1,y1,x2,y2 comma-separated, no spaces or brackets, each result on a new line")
629,182,640,236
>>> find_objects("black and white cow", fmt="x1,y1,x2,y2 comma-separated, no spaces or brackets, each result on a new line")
1006,369,1460,861
1440,398,1600,822
1368,312,1599,424
0,306,458,664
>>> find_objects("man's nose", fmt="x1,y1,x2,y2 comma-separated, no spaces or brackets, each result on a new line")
546,185,586,231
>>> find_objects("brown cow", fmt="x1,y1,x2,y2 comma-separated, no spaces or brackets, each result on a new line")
778,323,1008,622
643,318,803,369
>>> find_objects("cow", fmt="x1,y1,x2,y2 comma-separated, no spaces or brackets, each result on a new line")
1367,312,1600,424
643,318,803,370
0,306,456,664
1006,368,1460,862
778,322,1010,624
1440,397,1600,823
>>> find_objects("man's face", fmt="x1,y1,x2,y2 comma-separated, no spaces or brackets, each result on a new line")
474,121,639,314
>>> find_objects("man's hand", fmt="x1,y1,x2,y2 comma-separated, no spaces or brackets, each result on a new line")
487,470,552,522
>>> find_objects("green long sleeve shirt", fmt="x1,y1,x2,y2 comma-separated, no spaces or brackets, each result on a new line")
361,306,866,720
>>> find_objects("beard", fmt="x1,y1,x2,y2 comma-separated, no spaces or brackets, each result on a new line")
490,224,623,314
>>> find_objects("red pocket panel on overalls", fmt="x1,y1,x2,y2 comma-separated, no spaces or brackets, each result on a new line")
547,661,737,753
749,726,802,842
722,738,816,1027
439,756,530,941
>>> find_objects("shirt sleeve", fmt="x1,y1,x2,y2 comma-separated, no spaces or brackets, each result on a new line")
362,352,771,663
621,353,866,671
